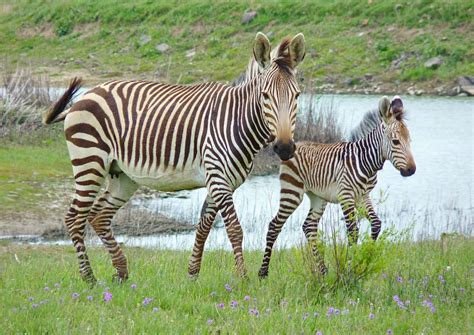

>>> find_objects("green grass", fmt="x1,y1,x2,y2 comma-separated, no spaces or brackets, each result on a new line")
0,0,472,87
0,236,472,334
0,136,71,212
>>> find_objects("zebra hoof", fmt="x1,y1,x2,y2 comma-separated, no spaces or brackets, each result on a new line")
112,273,128,284
82,273,97,287
258,269,268,279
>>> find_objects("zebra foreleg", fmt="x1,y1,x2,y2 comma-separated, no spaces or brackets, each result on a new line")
259,178,304,278
188,196,218,278
364,195,382,240
302,194,328,274
89,173,137,282
340,197,359,245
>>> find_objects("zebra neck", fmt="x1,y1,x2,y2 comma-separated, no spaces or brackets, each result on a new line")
235,76,271,157
355,123,386,177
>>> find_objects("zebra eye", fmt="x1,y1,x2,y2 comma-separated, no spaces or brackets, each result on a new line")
262,92,270,100
295,92,300,99
392,139,400,145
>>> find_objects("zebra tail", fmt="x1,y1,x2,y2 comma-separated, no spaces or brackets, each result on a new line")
42,77,83,125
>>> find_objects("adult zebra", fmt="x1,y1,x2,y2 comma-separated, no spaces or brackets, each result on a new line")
43,32,306,284
258,96,416,277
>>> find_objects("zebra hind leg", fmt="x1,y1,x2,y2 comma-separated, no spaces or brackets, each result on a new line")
302,194,328,275
65,171,105,286
188,196,218,278
364,195,382,240
88,172,138,282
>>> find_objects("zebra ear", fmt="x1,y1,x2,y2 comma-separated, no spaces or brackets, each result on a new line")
253,32,271,69
289,33,305,68
378,96,393,123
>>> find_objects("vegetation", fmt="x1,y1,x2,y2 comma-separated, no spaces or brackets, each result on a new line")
1,235,472,334
0,0,472,91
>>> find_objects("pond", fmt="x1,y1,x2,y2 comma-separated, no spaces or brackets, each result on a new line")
48,94,474,250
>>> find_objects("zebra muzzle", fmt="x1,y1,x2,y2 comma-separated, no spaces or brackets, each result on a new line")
273,139,296,161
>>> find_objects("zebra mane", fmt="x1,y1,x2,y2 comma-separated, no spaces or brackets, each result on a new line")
348,109,383,142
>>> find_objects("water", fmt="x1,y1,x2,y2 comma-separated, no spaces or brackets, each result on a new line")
47,94,473,250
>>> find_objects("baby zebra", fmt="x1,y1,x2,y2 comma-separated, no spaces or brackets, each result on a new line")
259,96,416,277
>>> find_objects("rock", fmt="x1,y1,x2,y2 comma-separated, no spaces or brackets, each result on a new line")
407,87,416,95
185,48,196,58
415,89,424,96
456,76,474,86
241,10,257,24
455,76,474,96
364,73,373,81
155,43,170,53
361,19,369,26
139,34,151,46
424,57,442,69
344,77,356,86
357,32,365,37
391,51,417,69
457,93,468,97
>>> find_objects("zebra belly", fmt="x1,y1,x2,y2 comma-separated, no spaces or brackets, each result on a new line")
123,166,206,192
308,184,340,203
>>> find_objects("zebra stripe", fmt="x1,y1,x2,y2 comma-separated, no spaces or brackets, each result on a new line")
258,96,416,278
44,32,306,284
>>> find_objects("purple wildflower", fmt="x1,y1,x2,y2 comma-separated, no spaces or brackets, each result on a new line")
32,303,39,309
387,329,393,335
393,295,400,302
230,300,238,309
397,276,403,283
348,299,357,306
142,297,153,306
217,303,225,309
430,306,436,313
72,293,79,299
316,331,323,335
313,312,319,317
54,283,60,288
249,307,259,317
44,286,50,291
152,307,159,312
327,307,335,317
303,312,309,321
335,309,340,315
207,319,214,325
224,283,232,292
130,283,137,289
382,273,387,279
244,295,250,301
28,297,34,302
210,291,216,297
369,313,375,319
103,292,112,302
438,275,446,284
459,288,465,293
87,295,93,301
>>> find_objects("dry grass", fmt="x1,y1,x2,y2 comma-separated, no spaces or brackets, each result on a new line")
0,65,52,138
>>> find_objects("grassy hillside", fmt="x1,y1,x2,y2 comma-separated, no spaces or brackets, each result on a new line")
0,0,473,93
1,237,472,334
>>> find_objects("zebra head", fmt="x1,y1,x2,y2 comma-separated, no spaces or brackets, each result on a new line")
253,32,305,161
379,96,416,177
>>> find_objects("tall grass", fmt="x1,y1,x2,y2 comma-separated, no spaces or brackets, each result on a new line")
0,65,56,141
